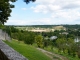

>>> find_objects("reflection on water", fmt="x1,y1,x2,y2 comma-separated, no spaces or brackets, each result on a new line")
75,36,80,42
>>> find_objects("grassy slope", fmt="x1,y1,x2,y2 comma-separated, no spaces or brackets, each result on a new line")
4,40,51,60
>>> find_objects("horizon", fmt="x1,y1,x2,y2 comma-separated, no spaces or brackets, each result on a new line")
7,24,80,26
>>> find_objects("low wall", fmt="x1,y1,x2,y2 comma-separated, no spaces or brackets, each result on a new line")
0,29,11,41
0,49,9,60
0,40,28,60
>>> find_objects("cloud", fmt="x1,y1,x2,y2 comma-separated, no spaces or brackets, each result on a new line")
32,0,80,11
30,0,80,24
5,18,52,25
35,0,55,4
51,9,80,19
63,4,80,9
31,5,48,13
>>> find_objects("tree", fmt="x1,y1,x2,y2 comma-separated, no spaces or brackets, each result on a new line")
0,0,36,24
24,0,36,4
35,35,43,48
18,32,23,41
11,32,19,39
76,42,80,58
43,36,49,47
56,38,67,53
0,0,17,24
24,32,35,45
67,38,75,55
10,26,19,33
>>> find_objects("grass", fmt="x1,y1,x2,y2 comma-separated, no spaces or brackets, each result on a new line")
4,40,51,60
44,46,80,60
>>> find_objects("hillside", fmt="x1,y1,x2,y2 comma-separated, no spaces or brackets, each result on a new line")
4,40,52,60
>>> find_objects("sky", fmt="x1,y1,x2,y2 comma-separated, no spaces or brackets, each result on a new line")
5,0,80,25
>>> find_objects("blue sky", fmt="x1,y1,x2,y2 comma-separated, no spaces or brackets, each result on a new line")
5,0,80,25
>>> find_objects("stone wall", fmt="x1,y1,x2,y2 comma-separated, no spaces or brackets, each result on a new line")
0,29,28,60
0,29,11,41
0,40,28,60
0,49,9,60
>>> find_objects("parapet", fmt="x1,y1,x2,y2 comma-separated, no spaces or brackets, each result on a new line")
0,40,28,60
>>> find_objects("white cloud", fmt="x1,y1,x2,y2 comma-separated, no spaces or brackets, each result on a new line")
31,0,80,24
51,9,80,19
31,0,80,14
5,20,27,25
31,5,48,13
5,18,52,25
35,0,55,4
36,0,80,8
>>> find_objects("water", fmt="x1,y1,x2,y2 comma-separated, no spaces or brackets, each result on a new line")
75,36,80,42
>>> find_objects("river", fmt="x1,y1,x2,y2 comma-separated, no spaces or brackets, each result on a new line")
75,36,80,42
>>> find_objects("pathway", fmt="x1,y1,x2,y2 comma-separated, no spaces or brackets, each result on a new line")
37,48,68,60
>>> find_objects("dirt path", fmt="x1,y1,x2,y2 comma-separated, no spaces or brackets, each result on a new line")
37,48,68,60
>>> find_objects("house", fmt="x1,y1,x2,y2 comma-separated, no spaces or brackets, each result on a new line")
50,36,57,40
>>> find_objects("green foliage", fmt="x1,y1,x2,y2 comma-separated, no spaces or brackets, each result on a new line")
76,42,80,58
67,38,75,55
24,0,36,4
35,35,43,48
0,25,11,36
11,32,19,39
10,26,19,33
24,32,35,45
0,0,17,24
0,24,4,29
3,25,80,59
43,38,50,47
18,32,24,41
56,38,67,53
9,26,35,45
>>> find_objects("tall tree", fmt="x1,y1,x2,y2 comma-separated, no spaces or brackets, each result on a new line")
35,35,43,48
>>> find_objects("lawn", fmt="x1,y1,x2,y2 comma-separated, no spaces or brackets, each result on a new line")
4,40,51,60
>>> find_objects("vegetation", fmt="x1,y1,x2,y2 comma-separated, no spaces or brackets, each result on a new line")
24,0,36,4
4,40,51,60
1,0,80,60
0,0,17,24
35,35,43,48
1,25,80,60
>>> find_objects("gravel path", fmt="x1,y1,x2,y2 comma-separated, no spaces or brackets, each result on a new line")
37,48,68,60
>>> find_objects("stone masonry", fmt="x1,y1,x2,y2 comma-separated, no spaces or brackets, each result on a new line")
0,40,28,60
0,29,11,41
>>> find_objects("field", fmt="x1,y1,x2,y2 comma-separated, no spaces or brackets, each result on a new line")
4,40,51,60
